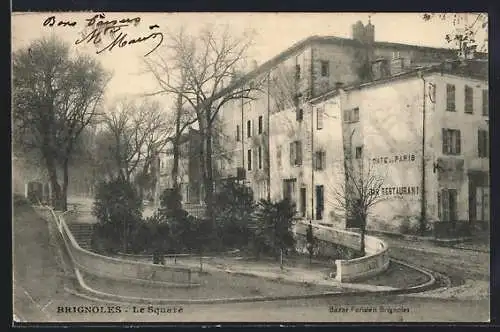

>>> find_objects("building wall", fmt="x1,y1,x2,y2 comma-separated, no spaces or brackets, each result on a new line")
427,72,489,224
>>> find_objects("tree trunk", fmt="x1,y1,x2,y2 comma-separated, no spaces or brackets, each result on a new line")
45,155,62,209
172,136,180,190
204,124,214,222
61,158,69,211
360,225,366,256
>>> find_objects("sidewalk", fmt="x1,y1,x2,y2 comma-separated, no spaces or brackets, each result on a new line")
117,254,428,292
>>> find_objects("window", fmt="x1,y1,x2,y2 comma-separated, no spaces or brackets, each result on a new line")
355,146,363,159
290,140,302,166
247,149,252,171
247,120,251,138
320,60,329,77
315,151,326,170
464,85,473,114
283,178,297,205
317,107,324,130
277,145,282,168
258,116,263,134
482,89,488,116
438,188,458,222
236,125,240,142
296,108,303,121
442,129,461,155
295,64,301,80
478,129,489,158
258,146,262,169
344,107,360,123
446,84,456,112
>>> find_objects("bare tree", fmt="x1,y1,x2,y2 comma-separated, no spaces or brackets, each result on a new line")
101,98,174,188
143,25,263,220
330,140,385,255
13,36,110,210
422,13,488,54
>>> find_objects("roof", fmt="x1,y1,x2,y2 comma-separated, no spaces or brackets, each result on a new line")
208,35,485,103
309,59,488,104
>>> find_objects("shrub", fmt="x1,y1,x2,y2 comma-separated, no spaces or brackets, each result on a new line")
253,198,296,259
92,177,143,253
213,181,256,249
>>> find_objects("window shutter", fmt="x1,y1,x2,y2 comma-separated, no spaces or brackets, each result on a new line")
442,129,447,154
456,130,461,154
290,142,295,165
297,141,302,165
442,189,450,221
478,130,484,157
322,151,326,170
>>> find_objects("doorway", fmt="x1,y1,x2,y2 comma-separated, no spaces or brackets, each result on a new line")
315,185,324,220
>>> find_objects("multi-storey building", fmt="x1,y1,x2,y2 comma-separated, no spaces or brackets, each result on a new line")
155,128,204,208
273,59,488,233
217,20,482,203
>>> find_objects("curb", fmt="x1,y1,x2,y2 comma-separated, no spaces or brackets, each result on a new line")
367,230,473,245
71,258,437,305
38,205,438,304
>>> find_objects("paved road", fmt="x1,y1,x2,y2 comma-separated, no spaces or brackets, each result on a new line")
13,201,490,323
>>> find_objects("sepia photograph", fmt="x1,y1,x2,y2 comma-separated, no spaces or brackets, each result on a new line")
11,12,490,323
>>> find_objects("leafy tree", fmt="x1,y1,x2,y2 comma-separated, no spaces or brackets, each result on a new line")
92,177,143,253
213,181,256,249
253,198,296,259
13,36,110,210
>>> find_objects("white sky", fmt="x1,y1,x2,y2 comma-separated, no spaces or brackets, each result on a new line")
12,12,488,111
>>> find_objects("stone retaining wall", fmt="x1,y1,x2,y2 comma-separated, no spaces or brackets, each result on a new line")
294,221,390,282
36,207,199,286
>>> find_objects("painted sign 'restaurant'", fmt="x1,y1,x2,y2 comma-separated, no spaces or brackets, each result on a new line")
369,186,420,196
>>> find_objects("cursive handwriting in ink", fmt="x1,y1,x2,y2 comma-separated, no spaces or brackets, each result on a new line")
85,13,141,28
43,16,77,27
76,24,163,57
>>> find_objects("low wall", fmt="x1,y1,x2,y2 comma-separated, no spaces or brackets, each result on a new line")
36,207,199,286
294,221,390,282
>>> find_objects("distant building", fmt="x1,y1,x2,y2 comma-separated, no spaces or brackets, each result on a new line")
155,128,204,208
273,59,488,233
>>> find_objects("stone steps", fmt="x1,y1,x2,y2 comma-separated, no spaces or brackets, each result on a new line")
67,223,95,250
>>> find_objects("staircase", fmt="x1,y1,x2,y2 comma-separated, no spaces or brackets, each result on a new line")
67,223,95,250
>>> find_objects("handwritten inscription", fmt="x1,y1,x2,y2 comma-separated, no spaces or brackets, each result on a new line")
43,16,77,27
42,13,163,57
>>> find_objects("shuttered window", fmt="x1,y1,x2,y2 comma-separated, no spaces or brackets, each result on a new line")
482,89,488,116
464,85,473,114
315,151,326,170
442,129,461,155
317,107,324,130
446,84,456,112
290,141,302,166
478,129,489,158
247,149,252,171
247,120,251,138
